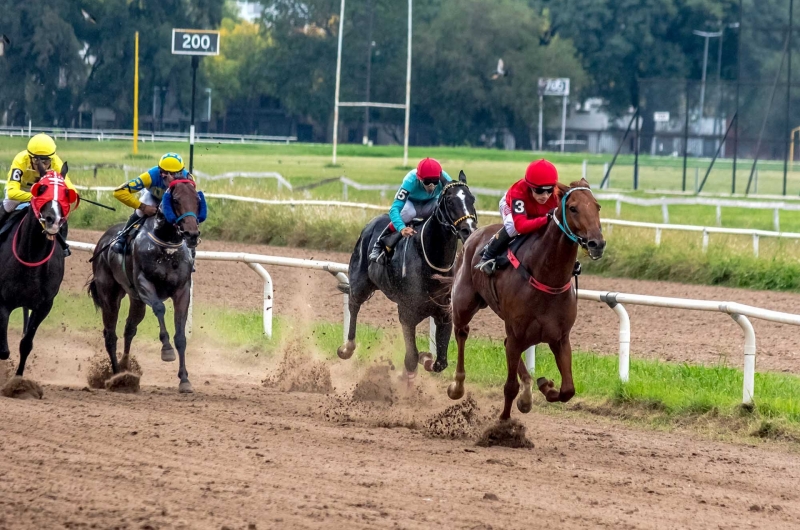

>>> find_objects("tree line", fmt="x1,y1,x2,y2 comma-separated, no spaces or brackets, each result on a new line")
0,0,794,147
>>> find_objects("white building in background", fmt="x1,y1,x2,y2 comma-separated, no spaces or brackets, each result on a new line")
236,1,263,23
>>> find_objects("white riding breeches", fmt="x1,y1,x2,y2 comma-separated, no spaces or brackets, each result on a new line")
499,193,519,237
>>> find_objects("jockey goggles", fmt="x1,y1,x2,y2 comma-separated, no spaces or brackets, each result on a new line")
421,178,439,187
532,186,554,195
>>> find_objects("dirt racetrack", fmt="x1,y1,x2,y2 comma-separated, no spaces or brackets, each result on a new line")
64,230,800,374
1,231,799,528
1,337,799,530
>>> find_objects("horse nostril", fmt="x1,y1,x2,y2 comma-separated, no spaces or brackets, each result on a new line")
587,240,597,249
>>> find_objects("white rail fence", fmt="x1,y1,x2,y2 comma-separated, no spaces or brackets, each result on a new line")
0,125,295,144
68,240,800,405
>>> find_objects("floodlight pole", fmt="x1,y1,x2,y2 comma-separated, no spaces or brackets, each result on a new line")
332,0,346,165
403,0,412,167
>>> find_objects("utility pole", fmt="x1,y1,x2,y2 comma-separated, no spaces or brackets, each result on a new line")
363,0,374,145
693,29,723,126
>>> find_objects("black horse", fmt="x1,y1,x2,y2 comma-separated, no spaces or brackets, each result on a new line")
88,178,205,393
337,171,478,378
0,162,76,379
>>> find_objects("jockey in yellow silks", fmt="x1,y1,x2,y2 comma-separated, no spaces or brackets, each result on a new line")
1,133,79,256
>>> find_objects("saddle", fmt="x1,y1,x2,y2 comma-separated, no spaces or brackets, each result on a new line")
492,233,532,271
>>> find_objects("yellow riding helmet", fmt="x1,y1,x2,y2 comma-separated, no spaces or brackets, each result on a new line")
158,152,185,173
27,133,57,158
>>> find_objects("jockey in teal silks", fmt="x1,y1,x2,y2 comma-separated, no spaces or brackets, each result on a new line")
368,158,453,263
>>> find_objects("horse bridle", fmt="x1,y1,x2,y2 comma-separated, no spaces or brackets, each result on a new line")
434,181,477,235
551,186,594,250
166,179,199,227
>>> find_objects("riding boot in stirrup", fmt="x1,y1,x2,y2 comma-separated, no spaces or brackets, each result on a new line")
474,228,512,275
369,224,394,263
111,213,141,254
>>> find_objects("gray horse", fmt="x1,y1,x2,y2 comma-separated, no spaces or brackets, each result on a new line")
337,172,478,379
88,178,205,392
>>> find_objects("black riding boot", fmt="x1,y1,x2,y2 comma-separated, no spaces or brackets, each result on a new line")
111,213,142,254
369,224,401,264
474,228,513,275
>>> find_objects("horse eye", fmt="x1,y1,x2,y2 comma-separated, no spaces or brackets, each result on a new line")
569,206,578,213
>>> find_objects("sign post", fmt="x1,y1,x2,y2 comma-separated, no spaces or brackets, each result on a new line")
537,78,570,152
171,29,220,173
133,31,139,154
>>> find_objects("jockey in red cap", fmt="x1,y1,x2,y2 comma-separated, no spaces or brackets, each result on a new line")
368,157,453,263
475,159,560,275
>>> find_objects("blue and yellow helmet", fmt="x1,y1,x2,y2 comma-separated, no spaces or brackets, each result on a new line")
158,153,184,173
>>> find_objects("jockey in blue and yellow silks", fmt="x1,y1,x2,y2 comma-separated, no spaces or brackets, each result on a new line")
368,158,452,263
110,152,189,253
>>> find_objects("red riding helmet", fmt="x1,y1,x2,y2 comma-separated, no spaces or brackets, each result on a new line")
416,158,442,181
524,159,559,188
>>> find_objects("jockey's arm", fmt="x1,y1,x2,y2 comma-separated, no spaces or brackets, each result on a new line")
509,194,548,235
5,152,32,202
441,170,453,182
113,171,153,210
388,187,410,231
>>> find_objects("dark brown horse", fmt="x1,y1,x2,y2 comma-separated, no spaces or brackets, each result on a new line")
446,178,605,420
0,162,76,379
88,178,205,393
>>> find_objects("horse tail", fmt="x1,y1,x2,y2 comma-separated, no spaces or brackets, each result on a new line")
87,276,100,310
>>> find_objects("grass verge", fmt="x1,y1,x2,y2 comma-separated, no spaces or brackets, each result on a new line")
13,291,799,444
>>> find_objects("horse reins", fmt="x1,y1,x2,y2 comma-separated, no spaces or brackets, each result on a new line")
421,181,477,272
12,214,55,267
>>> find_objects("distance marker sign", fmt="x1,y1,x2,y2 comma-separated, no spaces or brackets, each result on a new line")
171,29,220,56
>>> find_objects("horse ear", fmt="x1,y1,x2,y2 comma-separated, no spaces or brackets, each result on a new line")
458,170,467,183
556,182,569,195
438,175,448,187
61,161,69,178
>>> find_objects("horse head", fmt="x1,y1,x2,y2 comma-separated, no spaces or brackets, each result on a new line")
160,178,205,248
30,161,77,237
437,170,478,243
555,178,605,260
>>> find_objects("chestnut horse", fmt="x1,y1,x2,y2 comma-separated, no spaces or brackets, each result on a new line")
445,179,605,420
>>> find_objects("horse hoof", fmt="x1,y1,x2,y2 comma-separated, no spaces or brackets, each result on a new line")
337,341,355,360
418,352,434,372
161,347,176,362
178,380,194,394
0,350,9,361
432,359,448,373
517,397,533,414
447,382,464,400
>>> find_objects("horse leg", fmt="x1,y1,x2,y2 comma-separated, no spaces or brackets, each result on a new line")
516,355,534,414
499,335,525,420
136,274,174,361
425,311,452,373
100,287,125,375
547,337,576,403
121,297,147,371
16,300,53,377
172,284,193,393
398,311,420,383
337,276,375,360
0,306,10,361
447,284,482,400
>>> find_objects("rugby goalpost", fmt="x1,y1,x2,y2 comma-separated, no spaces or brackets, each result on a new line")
332,0,412,167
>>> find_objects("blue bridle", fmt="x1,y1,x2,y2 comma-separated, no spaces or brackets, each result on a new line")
552,186,593,248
